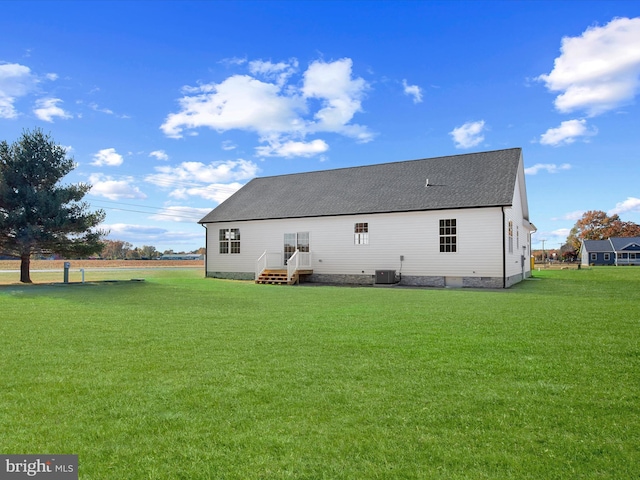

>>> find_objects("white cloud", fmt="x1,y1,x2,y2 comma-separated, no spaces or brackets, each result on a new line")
524,163,572,175
608,197,640,216
161,57,373,156
33,97,72,122
88,102,113,115
149,150,169,161
220,56,247,67
552,210,585,221
104,223,168,236
450,120,486,149
161,74,304,138
539,119,597,146
256,138,329,158
402,79,423,103
91,148,124,167
169,183,245,204
538,17,640,116
145,159,257,203
0,63,36,118
84,101,130,119
302,58,373,141
148,206,212,223
89,174,147,200
248,58,298,86
146,159,257,187
221,140,236,151
552,228,572,238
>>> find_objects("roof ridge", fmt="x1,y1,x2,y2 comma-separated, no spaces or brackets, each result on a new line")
255,147,522,181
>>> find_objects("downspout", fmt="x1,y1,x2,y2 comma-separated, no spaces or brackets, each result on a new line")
502,207,506,289
200,223,207,278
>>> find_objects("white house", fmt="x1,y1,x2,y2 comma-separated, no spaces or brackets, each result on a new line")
199,148,535,288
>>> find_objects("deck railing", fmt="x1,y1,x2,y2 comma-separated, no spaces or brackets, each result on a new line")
615,257,638,266
255,251,284,280
256,250,312,282
287,250,312,283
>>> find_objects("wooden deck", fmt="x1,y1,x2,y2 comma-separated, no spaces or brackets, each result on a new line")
255,269,313,285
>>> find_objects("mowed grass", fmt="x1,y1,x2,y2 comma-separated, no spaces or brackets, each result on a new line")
0,268,638,479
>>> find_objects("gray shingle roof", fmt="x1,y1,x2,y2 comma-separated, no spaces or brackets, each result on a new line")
199,148,523,223
582,240,614,252
609,237,640,251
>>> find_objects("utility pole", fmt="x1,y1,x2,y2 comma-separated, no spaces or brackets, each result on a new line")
541,239,547,265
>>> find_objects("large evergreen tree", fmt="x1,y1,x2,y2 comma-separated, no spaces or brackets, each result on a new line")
0,129,106,283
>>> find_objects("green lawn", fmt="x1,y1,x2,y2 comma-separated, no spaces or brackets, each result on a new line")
1,268,638,479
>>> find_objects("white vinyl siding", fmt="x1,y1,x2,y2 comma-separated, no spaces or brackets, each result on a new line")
503,164,532,280
206,207,505,278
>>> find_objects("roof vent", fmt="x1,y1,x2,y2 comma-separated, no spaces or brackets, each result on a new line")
425,178,430,187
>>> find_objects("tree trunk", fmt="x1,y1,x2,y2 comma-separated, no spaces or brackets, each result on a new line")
20,254,32,283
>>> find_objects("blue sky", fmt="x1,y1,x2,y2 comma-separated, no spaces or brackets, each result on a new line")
1,1,639,252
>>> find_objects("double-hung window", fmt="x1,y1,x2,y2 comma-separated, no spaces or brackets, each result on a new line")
439,219,457,253
354,223,369,245
219,228,240,254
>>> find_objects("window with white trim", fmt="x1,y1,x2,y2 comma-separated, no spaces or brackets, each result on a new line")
354,223,369,245
219,228,240,254
508,220,514,254
590,253,597,261
439,219,457,253
604,253,610,261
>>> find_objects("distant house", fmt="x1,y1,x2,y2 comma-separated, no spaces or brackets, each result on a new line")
199,148,536,288
581,237,640,266
580,240,614,266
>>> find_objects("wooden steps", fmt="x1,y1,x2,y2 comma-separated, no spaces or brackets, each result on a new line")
255,269,313,285
256,269,289,285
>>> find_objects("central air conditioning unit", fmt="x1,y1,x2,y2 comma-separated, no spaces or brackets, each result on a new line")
375,270,396,284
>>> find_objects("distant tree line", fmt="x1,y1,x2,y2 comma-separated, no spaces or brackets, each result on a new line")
99,240,205,260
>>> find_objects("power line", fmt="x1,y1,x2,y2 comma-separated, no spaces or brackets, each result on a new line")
88,199,208,221
92,171,244,191
94,205,203,221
